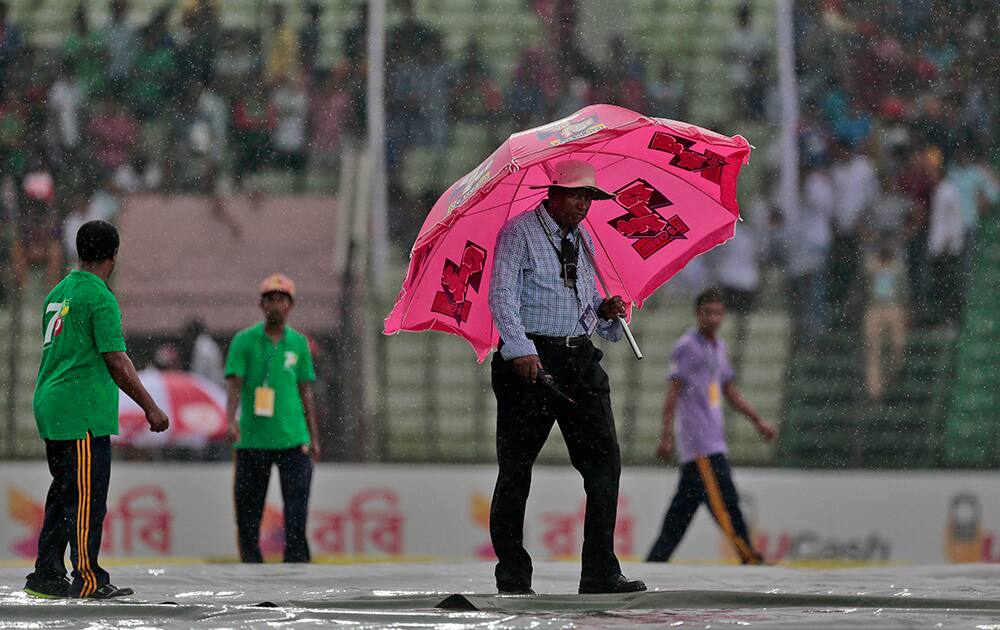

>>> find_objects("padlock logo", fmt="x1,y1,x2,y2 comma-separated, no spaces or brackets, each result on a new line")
945,492,982,563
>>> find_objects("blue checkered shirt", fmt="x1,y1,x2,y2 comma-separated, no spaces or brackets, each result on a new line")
489,203,623,360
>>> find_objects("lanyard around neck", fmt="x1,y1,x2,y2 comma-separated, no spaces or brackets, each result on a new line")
261,332,283,386
535,207,580,261
701,335,720,376
536,207,581,295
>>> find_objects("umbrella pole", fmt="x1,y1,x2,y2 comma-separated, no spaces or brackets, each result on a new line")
580,240,643,360
618,316,643,360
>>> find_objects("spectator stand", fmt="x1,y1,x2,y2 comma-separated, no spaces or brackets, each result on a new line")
944,201,1000,468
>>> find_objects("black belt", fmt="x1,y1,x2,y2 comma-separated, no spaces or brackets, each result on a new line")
527,334,589,349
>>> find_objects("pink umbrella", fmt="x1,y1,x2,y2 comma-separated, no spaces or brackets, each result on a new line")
384,104,752,362
114,369,228,448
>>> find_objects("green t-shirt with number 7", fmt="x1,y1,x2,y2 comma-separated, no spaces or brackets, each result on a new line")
33,270,127,440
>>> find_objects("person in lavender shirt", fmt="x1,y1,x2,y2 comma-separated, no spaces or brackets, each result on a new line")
646,288,777,563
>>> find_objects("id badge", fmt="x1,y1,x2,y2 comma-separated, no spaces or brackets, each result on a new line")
579,305,599,337
708,382,722,409
254,386,275,417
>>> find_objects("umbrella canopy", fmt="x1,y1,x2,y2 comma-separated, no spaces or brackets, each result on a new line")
385,104,752,361
114,369,228,448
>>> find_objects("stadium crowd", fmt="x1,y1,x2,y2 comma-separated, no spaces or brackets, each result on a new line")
0,0,996,405
0,0,693,304
0,0,358,303
693,0,997,402
789,0,997,401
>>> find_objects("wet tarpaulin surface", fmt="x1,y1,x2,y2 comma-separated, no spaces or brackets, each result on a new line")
2,561,1000,628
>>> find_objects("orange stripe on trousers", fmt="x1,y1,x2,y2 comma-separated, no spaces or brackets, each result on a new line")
79,435,95,597
74,439,91,596
695,457,757,563
74,440,82,592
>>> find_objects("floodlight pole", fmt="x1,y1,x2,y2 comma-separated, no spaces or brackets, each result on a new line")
776,0,800,224
367,0,388,295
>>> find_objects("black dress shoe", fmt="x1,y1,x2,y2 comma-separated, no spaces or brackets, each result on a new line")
578,574,647,594
497,586,535,595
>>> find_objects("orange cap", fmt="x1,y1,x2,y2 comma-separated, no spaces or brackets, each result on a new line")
259,273,296,298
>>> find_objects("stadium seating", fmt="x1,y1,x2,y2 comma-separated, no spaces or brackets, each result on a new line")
861,330,955,469
943,215,1000,468
0,279,45,457
776,331,862,468
778,326,957,470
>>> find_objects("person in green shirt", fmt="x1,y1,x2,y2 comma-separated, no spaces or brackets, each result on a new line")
24,220,169,600
63,5,108,97
225,273,319,563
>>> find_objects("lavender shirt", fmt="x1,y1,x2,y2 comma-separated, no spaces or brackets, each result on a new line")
668,329,735,464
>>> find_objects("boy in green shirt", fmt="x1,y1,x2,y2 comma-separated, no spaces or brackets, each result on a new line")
226,273,319,562
24,220,170,599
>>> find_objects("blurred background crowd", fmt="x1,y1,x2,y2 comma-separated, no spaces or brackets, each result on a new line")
0,0,997,466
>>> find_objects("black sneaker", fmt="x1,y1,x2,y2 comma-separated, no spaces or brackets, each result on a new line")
24,574,71,599
78,584,135,599
578,574,647,594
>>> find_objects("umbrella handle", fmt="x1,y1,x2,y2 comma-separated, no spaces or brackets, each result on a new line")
579,235,643,360
618,316,643,360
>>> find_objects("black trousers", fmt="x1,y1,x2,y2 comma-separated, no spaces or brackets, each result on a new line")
646,453,762,563
29,433,111,597
234,447,313,563
490,339,622,589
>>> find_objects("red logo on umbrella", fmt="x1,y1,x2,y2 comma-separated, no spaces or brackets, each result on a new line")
431,241,487,325
649,132,727,185
609,179,689,260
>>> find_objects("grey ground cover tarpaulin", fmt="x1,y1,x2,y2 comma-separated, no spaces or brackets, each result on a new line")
3,561,1000,628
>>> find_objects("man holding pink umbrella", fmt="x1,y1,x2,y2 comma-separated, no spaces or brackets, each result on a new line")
385,104,754,592
488,160,646,596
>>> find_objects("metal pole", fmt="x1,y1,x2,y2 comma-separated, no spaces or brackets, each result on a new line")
776,0,800,223
579,238,642,360
366,0,388,294
364,0,389,463
424,334,438,460
374,328,389,462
